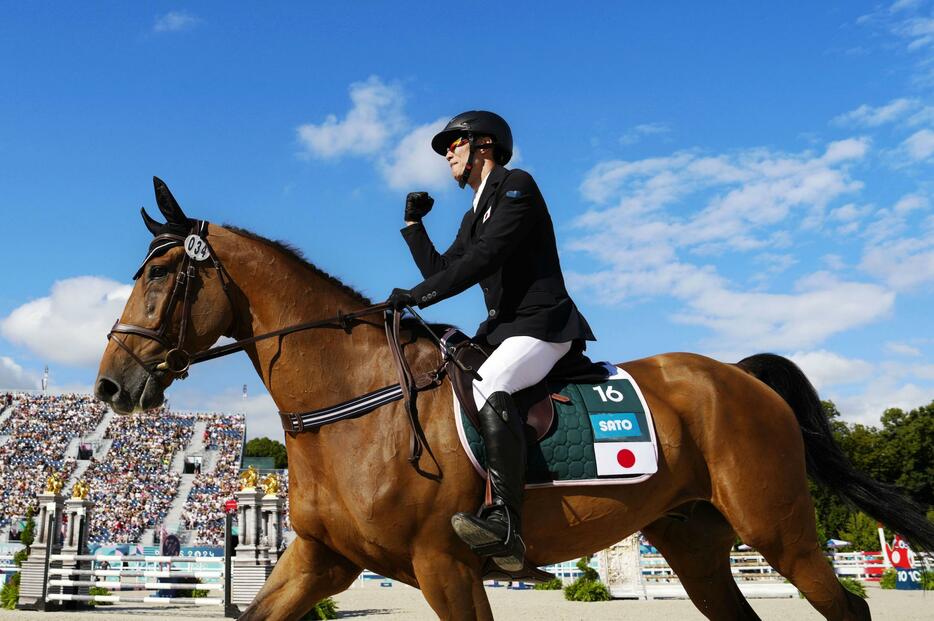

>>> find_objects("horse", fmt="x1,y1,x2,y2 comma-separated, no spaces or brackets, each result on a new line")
95,179,933,620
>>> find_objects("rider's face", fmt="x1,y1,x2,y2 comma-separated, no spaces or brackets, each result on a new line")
445,136,472,181
445,136,493,184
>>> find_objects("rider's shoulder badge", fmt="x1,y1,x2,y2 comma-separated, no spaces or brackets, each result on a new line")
505,190,522,199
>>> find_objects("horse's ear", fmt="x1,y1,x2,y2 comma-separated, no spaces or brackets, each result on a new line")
153,176,188,224
140,207,163,236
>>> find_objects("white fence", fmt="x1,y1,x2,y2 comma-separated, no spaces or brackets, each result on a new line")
44,553,227,606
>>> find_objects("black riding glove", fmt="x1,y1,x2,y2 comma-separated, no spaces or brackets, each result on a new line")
388,288,416,311
404,192,434,222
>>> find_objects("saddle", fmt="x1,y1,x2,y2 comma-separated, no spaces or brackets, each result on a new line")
441,329,609,443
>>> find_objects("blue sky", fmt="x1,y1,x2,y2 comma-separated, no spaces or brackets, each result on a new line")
0,2,931,437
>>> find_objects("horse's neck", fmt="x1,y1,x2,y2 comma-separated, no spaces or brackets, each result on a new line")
214,226,390,412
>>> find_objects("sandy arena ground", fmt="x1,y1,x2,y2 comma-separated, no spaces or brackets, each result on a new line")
1,583,930,620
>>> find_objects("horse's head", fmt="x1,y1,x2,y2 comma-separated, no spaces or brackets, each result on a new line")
95,177,236,413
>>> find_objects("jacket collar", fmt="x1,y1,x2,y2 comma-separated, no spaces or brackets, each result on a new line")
471,165,508,229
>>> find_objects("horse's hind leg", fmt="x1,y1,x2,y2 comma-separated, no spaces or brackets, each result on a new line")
642,501,760,620
710,424,870,620
238,535,361,621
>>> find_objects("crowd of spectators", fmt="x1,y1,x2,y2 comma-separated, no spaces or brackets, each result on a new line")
183,414,246,545
82,408,194,543
0,393,106,529
0,393,288,546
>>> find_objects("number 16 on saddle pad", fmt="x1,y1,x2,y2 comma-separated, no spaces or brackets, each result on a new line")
583,364,658,477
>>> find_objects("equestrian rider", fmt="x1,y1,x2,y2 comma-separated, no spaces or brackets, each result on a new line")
387,110,595,572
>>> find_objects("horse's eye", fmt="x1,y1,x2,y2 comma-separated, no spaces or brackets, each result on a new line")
149,265,169,279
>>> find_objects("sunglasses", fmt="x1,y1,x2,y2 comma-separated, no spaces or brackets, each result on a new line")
447,137,470,152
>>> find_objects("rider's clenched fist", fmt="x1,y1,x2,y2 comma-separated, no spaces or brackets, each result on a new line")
404,192,434,223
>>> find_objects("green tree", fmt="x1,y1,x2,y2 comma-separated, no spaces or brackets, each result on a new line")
810,400,933,548
244,437,288,469
563,556,610,602
2,508,35,609
879,404,934,507
839,513,881,551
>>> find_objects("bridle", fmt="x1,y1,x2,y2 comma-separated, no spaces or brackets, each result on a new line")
108,218,448,478
109,220,235,380
108,220,390,383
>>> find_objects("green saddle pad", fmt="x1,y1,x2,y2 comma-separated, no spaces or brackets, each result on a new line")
456,366,658,488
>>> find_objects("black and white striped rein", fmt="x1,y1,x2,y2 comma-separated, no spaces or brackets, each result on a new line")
279,384,405,433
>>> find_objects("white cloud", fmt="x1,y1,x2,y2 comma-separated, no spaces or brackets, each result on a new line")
296,77,517,194
832,98,920,127
897,16,934,51
672,276,894,351
297,76,406,159
0,356,39,390
377,117,452,191
822,137,871,163
861,233,934,290
901,128,934,161
568,138,896,351
153,11,200,33
906,105,934,127
893,193,928,214
858,193,933,289
620,122,672,145
836,378,931,424
885,341,922,356
890,0,922,12
0,277,132,367
576,140,868,257
829,202,872,222
789,350,874,391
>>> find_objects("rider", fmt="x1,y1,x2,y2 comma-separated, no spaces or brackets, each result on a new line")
388,110,595,571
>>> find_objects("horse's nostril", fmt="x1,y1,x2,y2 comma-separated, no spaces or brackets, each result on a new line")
96,377,120,402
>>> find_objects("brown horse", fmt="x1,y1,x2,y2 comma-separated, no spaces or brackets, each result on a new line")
96,180,933,621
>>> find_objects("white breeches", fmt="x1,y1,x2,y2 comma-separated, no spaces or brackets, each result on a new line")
472,336,572,410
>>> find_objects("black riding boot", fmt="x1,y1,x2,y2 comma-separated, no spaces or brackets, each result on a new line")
451,391,527,572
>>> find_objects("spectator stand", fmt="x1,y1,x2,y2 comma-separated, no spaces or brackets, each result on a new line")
17,475,285,615
0,393,105,536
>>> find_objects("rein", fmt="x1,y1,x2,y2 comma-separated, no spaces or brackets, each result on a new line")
110,220,443,477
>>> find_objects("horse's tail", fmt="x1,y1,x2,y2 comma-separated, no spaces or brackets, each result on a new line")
737,352,934,551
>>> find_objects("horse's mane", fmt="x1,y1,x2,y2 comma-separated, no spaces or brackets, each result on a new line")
223,224,457,338
224,224,373,306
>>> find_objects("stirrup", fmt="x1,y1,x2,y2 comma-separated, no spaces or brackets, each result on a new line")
452,502,523,558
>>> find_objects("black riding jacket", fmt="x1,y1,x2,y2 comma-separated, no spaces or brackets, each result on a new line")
402,166,595,346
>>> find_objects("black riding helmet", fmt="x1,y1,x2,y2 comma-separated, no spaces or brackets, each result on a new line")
432,111,513,187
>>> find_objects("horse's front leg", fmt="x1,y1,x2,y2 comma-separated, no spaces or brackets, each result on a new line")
412,545,493,621
238,535,360,621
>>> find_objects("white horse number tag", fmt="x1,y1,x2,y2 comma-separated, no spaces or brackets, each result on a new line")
184,235,210,261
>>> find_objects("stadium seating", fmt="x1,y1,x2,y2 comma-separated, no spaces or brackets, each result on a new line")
0,393,105,530
0,391,279,546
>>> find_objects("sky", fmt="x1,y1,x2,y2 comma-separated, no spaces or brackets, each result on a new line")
0,2,931,439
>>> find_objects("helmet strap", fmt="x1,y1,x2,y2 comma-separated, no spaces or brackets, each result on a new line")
458,133,497,189
458,132,476,189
